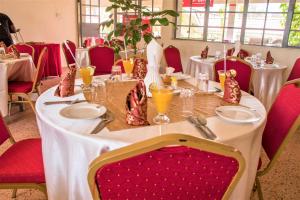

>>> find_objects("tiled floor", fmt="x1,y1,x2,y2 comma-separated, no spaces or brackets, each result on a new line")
0,75,299,200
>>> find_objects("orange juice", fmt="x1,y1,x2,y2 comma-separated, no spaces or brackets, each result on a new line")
218,70,226,90
79,66,95,85
151,87,173,114
123,58,134,76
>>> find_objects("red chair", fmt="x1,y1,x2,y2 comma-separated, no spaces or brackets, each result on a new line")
287,58,300,81
84,38,105,48
214,57,253,92
62,40,76,68
255,80,300,200
113,59,125,73
13,43,35,61
164,45,183,73
88,134,245,200
0,112,46,198
89,46,115,75
227,48,250,58
8,47,48,114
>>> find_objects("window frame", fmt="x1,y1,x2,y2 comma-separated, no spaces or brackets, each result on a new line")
174,0,300,48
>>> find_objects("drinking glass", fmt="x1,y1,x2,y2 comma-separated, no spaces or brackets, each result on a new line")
218,70,226,90
180,88,194,117
81,85,93,103
79,66,95,86
92,78,106,105
111,65,122,81
122,58,134,79
150,85,173,124
197,73,209,93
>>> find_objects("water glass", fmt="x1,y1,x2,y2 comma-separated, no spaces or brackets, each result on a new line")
197,73,209,93
111,65,122,81
92,78,106,105
180,88,194,117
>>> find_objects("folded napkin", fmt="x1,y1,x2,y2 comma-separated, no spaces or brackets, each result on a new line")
10,45,20,59
55,66,77,97
223,70,241,104
238,51,246,60
132,58,147,79
126,80,149,126
147,39,163,67
233,41,241,57
201,46,209,59
265,51,274,64
0,42,8,54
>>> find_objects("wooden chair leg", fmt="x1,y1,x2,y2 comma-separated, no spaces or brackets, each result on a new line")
25,95,36,114
8,94,12,117
11,189,17,198
36,86,42,96
255,177,264,200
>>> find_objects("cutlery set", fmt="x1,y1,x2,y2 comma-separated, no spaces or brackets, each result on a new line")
187,116,218,140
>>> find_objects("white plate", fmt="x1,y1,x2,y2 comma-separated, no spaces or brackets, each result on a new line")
215,106,261,123
171,73,191,80
60,103,107,119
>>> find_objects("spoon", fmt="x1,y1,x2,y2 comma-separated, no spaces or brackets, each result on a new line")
196,115,218,140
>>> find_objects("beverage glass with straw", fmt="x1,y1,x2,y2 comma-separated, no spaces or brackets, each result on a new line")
79,66,95,86
122,39,134,79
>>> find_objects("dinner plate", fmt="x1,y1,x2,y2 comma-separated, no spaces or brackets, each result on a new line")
215,106,261,123
60,103,107,119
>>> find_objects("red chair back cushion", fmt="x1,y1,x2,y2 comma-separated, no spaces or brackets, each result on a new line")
114,59,125,73
89,46,115,75
96,146,239,200
262,83,300,160
0,114,10,146
287,58,300,81
164,46,183,73
62,40,76,67
36,47,48,83
214,59,252,91
14,44,34,58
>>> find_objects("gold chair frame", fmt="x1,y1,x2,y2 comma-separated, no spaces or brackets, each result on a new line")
8,47,47,115
8,43,35,62
0,113,47,198
61,40,76,68
88,133,245,200
213,56,253,93
254,80,300,200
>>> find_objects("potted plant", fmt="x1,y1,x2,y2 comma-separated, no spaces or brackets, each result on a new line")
100,0,179,55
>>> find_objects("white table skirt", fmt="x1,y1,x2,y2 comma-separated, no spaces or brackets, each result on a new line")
0,56,36,116
186,56,287,110
36,78,266,200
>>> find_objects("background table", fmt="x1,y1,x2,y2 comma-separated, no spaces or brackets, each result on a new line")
186,55,287,110
36,77,266,200
30,43,62,77
0,56,36,116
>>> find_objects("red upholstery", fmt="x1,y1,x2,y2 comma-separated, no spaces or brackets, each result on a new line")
287,58,300,81
96,146,239,200
89,46,115,75
0,139,45,183
227,48,250,58
114,59,125,73
14,43,35,59
84,38,104,48
214,58,252,91
0,114,10,146
62,40,76,67
262,83,300,160
8,81,33,93
164,45,183,73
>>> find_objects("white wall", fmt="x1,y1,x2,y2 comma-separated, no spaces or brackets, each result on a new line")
0,0,78,67
161,1,300,79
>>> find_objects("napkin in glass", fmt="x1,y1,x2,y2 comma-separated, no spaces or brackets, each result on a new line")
132,58,147,80
223,69,241,104
55,66,77,97
126,80,150,126
201,46,209,59
265,51,274,64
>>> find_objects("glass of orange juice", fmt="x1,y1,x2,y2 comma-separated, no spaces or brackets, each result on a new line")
218,70,226,90
79,66,95,86
122,58,134,79
150,84,173,124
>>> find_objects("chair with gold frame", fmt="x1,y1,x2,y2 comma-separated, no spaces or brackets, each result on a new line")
89,45,115,76
254,80,300,200
88,134,245,200
8,47,48,115
213,56,253,92
8,43,35,61
0,112,47,198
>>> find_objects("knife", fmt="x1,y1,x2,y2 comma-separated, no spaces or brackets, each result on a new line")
187,116,211,139
44,100,87,105
90,111,114,135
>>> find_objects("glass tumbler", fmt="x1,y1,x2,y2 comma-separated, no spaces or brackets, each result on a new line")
197,73,209,93
180,88,194,117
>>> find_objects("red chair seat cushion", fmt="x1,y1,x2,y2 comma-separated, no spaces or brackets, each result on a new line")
8,81,33,93
96,146,239,200
0,138,45,183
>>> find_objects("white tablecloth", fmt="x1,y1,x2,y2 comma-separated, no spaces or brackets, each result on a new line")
186,55,287,110
36,78,266,200
0,56,36,116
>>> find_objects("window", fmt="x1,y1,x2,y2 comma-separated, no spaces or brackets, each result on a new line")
175,0,300,48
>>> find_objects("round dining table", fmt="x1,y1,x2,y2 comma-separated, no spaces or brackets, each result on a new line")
186,55,287,110
0,55,36,116
36,76,266,200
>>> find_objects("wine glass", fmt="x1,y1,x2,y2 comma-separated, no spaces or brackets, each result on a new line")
218,70,226,91
122,58,134,79
79,66,95,86
150,84,173,124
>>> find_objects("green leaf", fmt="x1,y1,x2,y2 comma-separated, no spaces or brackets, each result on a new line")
141,24,149,31
143,34,153,44
150,18,157,26
135,18,142,25
158,18,169,26
107,31,114,41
